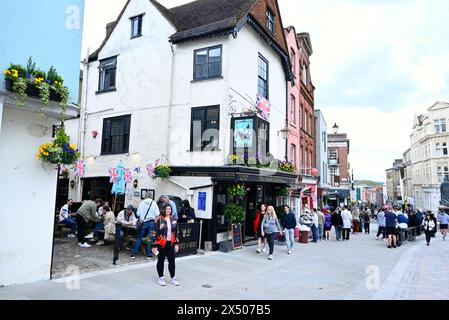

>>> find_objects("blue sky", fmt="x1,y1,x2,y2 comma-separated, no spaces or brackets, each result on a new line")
82,0,449,182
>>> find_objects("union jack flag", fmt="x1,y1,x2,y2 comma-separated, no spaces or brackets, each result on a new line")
134,167,141,173
256,94,271,121
154,159,160,167
60,164,68,172
146,163,154,177
109,167,118,183
73,159,85,177
124,168,132,184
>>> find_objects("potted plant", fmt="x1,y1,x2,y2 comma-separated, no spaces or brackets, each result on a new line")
228,183,247,197
36,126,79,166
278,160,296,173
3,57,70,117
221,203,246,252
153,164,171,180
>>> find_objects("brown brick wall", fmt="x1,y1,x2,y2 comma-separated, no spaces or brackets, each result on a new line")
250,0,288,53
338,147,349,180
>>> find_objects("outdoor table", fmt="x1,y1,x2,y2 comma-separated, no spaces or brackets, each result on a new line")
113,223,137,265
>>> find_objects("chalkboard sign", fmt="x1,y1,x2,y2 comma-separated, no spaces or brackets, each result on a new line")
231,223,243,250
177,222,201,256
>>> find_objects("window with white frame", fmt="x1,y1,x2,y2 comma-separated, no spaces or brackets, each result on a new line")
266,8,275,33
290,48,296,74
302,63,307,84
290,95,296,125
329,148,338,161
436,142,448,156
290,144,296,165
434,119,447,133
437,166,449,182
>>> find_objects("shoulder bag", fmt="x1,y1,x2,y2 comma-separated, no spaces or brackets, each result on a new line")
136,200,153,234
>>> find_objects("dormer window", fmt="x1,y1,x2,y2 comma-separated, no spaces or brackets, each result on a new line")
130,14,143,38
266,9,275,33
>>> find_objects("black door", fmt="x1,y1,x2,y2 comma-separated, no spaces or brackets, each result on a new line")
244,184,258,240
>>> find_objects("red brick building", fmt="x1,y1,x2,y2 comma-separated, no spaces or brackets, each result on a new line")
284,27,317,208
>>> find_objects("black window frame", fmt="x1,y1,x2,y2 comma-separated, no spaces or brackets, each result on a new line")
101,114,131,155
266,8,275,34
98,56,117,93
231,115,270,157
190,106,220,152
193,45,223,81
258,54,269,99
130,14,144,39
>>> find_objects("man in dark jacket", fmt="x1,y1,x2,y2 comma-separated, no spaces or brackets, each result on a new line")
280,205,297,254
331,209,343,241
76,198,103,248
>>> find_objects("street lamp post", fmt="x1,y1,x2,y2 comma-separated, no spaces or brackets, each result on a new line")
332,123,339,134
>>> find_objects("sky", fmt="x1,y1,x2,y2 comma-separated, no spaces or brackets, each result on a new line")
81,0,449,182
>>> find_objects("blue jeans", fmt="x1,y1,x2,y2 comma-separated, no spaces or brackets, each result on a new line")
334,226,342,240
318,224,324,240
132,220,153,257
60,218,77,234
93,223,104,238
311,224,318,242
284,228,294,250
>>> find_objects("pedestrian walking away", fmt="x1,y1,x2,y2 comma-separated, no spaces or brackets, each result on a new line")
311,209,319,243
261,206,282,260
323,208,332,241
341,206,352,240
317,208,325,241
364,208,371,234
437,210,449,240
254,203,268,253
376,207,387,240
331,208,343,241
385,206,398,248
280,205,297,254
151,204,180,286
423,213,436,246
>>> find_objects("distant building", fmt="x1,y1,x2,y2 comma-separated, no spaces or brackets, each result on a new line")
385,159,404,204
314,109,329,206
325,123,351,208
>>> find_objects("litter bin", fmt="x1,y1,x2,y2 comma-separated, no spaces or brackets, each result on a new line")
299,231,309,244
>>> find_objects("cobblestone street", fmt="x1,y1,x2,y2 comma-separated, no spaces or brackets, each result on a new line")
2,224,448,300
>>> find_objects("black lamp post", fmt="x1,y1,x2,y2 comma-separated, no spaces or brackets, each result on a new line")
332,123,339,134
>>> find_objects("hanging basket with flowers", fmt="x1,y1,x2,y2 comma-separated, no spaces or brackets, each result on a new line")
36,126,79,165
228,183,247,197
153,164,171,180
278,160,296,174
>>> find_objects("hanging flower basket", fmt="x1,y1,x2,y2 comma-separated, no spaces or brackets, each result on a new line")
153,164,171,180
36,127,79,165
228,183,247,197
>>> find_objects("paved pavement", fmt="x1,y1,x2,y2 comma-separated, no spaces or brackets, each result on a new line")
1,224,448,300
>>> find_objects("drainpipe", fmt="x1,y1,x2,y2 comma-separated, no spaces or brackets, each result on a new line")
77,48,90,201
166,43,175,163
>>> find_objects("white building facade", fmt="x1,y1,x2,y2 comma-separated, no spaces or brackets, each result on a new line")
407,102,449,212
314,109,329,206
68,0,295,248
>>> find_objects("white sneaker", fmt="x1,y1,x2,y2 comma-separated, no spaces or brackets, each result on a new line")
96,240,104,246
256,248,261,253
68,234,76,238
262,247,266,253
158,278,166,286
79,242,91,248
171,278,180,286
268,255,273,260
288,250,292,254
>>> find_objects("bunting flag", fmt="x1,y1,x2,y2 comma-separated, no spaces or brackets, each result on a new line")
73,159,85,177
60,164,68,172
124,168,132,184
155,159,160,167
134,167,141,174
146,163,154,177
109,167,118,183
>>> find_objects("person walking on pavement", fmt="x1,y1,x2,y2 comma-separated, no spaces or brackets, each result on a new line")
352,205,360,234
317,208,325,241
385,206,398,248
331,208,343,241
323,208,332,241
151,204,180,286
341,205,352,240
364,208,371,234
75,198,103,248
310,208,319,243
423,213,436,246
429,212,437,238
261,206,282,260
280,205,297,254
376,207,387,240
437,210,449,241
254,203,268,253
132,193,159,259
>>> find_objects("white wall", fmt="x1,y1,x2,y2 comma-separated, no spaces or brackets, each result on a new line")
0,107,59,286
315,110,328,186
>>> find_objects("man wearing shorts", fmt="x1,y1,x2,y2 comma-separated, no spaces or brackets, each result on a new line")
385,206,397,248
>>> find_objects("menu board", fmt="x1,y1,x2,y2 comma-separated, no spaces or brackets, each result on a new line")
232,223,243,250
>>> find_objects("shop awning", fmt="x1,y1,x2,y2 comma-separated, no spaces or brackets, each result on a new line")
324,188,350,199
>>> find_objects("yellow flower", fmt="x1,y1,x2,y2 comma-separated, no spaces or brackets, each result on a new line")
11,70,18,77
69,144,77,149
43,152,49,156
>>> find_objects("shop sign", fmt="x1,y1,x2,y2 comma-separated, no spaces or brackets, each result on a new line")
177,222,201,256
